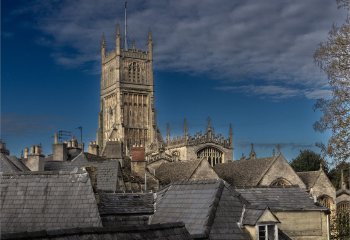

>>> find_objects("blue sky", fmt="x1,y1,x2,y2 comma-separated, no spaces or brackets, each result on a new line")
1,0,347,163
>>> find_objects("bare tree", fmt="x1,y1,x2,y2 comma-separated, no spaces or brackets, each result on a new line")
313,1,350,164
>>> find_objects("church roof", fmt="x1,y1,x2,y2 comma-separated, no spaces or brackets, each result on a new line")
236,187,328,212
155,159,203,185
151,179,250,239
297,171,320,189
0,171,101,234
98,192,154,216
1,222,192,240
214,156,278,187
44,152,122,192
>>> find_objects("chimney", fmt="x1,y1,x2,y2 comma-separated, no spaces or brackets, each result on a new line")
0,140,10,156
88,141,99,156
23,147,29,159
25,145,45,171
52,133,68,161
130,146,146,178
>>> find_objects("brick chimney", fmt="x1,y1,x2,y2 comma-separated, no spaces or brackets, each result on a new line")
130,146,146,178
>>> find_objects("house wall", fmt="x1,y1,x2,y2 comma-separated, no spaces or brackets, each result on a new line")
259,156,306,188
244,225,256,239
275,211,328,240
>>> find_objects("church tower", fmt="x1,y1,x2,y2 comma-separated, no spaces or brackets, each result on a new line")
97,24,156,152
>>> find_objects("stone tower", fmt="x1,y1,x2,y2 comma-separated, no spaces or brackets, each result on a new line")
97,24,156,152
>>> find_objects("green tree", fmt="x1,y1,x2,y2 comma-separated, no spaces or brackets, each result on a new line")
313,1,350,164
290,149,329,173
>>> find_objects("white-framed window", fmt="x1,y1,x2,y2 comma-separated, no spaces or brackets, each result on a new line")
257,224,278,240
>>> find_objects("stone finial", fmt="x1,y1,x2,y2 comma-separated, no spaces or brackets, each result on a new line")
229,123,233,146
341,169,346,190
183,118,188,137
249,143,257,160
166,123,171,143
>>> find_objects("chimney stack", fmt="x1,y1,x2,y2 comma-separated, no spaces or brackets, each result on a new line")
88,141,99,156
0,140,10,156
52,132,68,161
25,145,45,171
130,146,146,178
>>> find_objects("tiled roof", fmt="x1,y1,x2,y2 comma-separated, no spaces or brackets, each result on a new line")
155,159,203,185
214,156,277,187
0,171,102,234
242,208,265,225
44,152,121,192
1,222,192,240
297,171,320,189
98,192,154,216
236,187,328,212
151,179,250,239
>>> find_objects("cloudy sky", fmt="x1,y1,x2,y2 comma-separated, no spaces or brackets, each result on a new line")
1,0,348,162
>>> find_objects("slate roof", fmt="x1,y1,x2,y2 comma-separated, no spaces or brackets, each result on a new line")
7,156,29,172
214,156,277,187
242,208,266,225
155,159,203,185
0,171,102,234
151,179,250,240
297,171,320,189
98,192,154,216
102,141,123,159
1,222,192,240
44,152,121,192
0,153,23,173
236,187,329,212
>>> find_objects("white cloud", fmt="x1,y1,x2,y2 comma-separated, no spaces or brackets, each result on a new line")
9,0,347,99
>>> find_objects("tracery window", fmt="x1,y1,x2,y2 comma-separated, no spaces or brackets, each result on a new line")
337,201,350,238
197,146,223,167
128,62,141,83
270,178,291,187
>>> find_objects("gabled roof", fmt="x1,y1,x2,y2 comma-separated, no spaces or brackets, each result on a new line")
44,152,121,192
0,171,101,234
242,207,280,226
151,179,250,240
297,171,320,189
155,159,204,185
336,188,350,197
236,187,328,212
7,156,29,172
98,192,154,216
1,222,192,240
214,156,278,186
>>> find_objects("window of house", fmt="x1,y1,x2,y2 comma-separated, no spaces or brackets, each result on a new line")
257,225,277,240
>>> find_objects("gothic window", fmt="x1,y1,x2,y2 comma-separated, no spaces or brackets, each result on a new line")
197,146,223,167
317,195,333,209
128,62,141,83
270,178,292,187
337,201,350,237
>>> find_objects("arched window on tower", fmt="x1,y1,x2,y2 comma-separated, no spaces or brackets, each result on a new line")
128,62,141,83
197,146,223,167
270,178,292,187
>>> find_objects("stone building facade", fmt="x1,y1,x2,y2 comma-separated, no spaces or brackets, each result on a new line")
97,25,156,152
150,119,234,165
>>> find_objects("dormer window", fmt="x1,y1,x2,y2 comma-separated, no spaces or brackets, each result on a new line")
258,225,278,240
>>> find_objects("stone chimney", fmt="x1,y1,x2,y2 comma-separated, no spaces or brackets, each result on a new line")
130,146,146,178
0,140,10,156
52,132,68,161
25,145,45,171
88,141,99,156
23,147,29,159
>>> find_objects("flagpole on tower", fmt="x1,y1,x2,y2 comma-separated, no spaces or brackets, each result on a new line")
124,1,128,50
